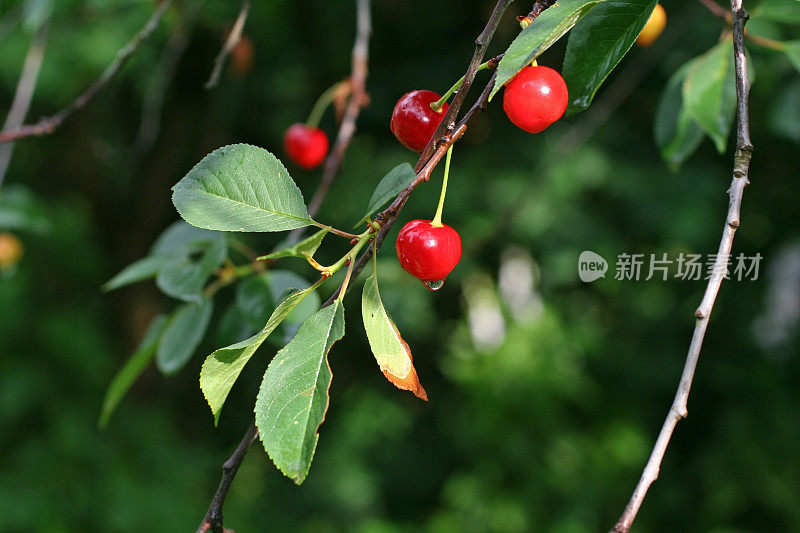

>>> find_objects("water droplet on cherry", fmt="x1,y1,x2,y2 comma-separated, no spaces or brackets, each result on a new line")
423,279,444,291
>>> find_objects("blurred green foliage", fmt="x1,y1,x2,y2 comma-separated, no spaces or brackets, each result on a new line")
1,0,799,531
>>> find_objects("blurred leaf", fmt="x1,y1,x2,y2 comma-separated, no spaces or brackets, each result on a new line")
563,0,657,115
200,284,320,424
362,272,427,400
655,61,706,168
355,163,416,227
682,38,736,153
784,41,800,73
99,315,167,428
102,255,171,292
255,300,345,484
235,270,320,337
156,299,214,375
172,144,312,232
0,185,51,234
769,80,800,141
490,0,603,101
258,228,329,261
155,233,227,302
751,0,800,24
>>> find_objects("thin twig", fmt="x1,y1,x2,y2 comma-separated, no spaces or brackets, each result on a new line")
416,0,515,170
196,422,258,533
610,2,753,531
287,0,372,244
204,0,251,90
0,23,48,187
698,0,731,19
0,0,173,145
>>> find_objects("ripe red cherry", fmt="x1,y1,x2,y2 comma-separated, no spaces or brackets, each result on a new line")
395,220,462,289
283,123,329,170
503,65,569,133
390,90,450,152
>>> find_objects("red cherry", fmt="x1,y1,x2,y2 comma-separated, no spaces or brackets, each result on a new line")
503,65,568,133
390,90,450,152
283,123,329,170
395,220,462,288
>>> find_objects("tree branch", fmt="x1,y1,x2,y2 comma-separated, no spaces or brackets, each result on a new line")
204,0,251,90
0,22,48,187
610,2,752,532
0,0,173,145
292,0,372,238
196,422,258,533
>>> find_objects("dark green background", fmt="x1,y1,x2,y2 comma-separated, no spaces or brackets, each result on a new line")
1,0,799,531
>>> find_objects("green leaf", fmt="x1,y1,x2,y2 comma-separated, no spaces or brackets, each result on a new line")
751,0,800,25
0,185,51,234
354,163,416,227
155,232,227,302
200,284,320,424
683,39,736,153
103,222,227,293
490,0,605,101
563,0,657,115
784,41,800,73
99,315,167,428
103,255,171,292
254,301,345,484
235,271,320,335
362,274,427,400
655,61,706,169
258,228,329,261
172,144,312,233
156,299,214,374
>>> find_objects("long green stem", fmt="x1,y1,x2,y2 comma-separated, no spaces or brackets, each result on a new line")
431,145,453,227
431,60,494,111
306,81,343,129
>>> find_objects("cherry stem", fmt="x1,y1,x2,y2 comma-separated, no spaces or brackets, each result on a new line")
306,81,343,129
430,59,496,112
430,145,453,227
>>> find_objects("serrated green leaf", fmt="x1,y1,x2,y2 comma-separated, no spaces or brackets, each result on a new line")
354,163,416,227
99,315,167,428
156,299,214,374
254,301,345,484
683,39,736,153
751,0,800,24
258,228,329,261
655,60,706,169
155,232,227,302
362,274,427,400
172,144,312,233
200,284,320,424
490,0,605,101
563,0,657,115
784,40,800,73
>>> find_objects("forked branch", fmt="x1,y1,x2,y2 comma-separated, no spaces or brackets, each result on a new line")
610,2,753,531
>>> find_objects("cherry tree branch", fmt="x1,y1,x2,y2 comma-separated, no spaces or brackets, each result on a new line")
303,0,372,219
196,422,258,533
610,2,753,532
0,22,48,187
0,0,173,145
204,0,251,90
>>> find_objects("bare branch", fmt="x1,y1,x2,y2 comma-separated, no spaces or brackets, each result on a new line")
610,2,753,532
0,0,173,145
0,23,48,187
196,422,258,533
295,0,372,227
204,0,251,90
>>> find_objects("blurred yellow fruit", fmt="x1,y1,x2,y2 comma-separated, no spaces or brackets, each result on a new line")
0,232,23,268
636,4,666,47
